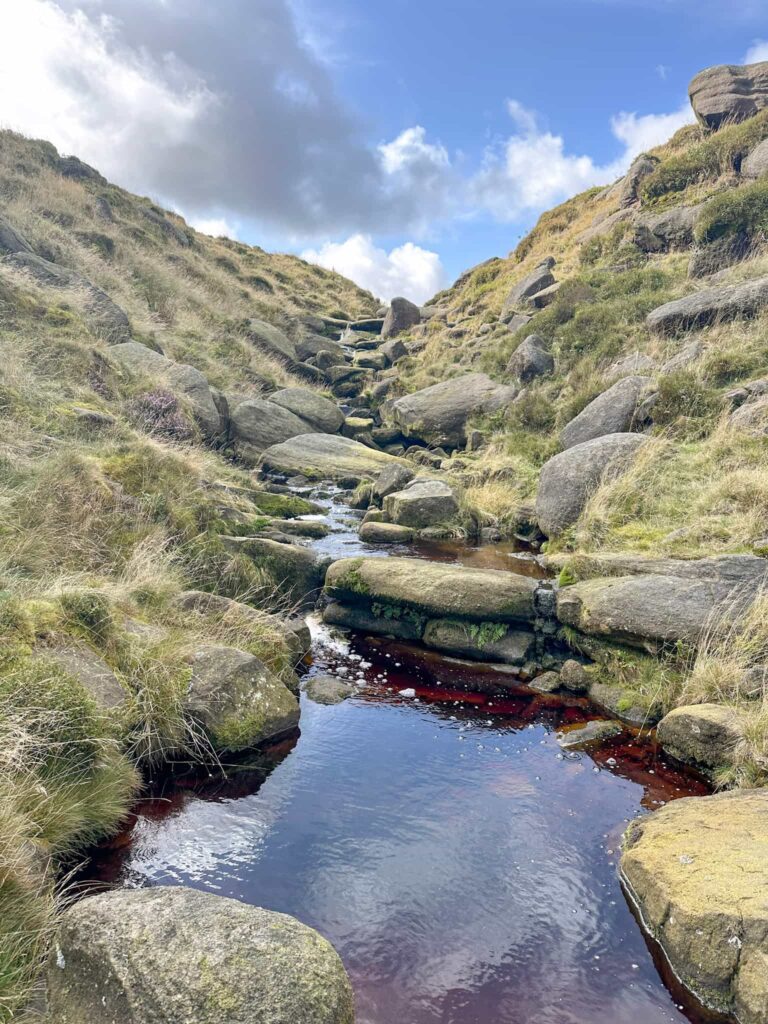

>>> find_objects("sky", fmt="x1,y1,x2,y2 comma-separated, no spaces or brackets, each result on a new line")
0,1,768,303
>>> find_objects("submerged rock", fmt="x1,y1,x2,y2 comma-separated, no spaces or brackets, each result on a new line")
47,886,355,1024
303,673,356,705
621,789,768,1022
556,719,623,749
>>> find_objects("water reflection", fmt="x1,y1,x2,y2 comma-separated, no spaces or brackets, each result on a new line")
82,628,725,1024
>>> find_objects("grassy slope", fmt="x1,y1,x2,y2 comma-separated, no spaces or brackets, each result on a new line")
0,130,377,1019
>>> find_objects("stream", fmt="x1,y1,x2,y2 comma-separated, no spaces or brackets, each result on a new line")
82,485,728,1024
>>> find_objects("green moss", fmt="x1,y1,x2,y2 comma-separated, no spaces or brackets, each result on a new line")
249,491,320,518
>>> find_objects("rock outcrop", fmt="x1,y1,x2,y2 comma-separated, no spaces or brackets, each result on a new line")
230,398,319,458
647,277,768,335
689,61,768,130
47,887,355,1024
501,259,555,318
247,319,299,365
742,138,768,179
388,373,516,448
535,433,648,537
506,334,554,383
621,790,768,1023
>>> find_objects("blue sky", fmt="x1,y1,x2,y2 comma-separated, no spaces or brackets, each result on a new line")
1,0,768,300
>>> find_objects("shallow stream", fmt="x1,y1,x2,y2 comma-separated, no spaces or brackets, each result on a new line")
83,486,728,1024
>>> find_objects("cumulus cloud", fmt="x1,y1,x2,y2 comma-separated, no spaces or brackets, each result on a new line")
0,0,424,236
301,235,445,303
186,216,240,240
470,99,692,222
745,40,768,63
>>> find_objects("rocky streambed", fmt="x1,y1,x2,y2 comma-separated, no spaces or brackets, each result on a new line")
70,479,754,1024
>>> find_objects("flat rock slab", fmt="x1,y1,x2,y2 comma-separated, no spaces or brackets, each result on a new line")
322,600,424,641
621,789,768,1022
259,433,406,486
646,276,768,335
556,719,623,749
325,556,538,623
422,618,534,665
556,573,754,649
48,886,354,1024
548,553,768,586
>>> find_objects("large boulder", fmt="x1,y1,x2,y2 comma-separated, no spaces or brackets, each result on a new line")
729,393,768,434
295,332,346,363
742,138,768,179
187,645,299,751
388,373,516,448
2,251,130,342
656,703,747,773
621,790,768,1022
689,61,768,130
358,521,414,544
617,153,659,207
381,296,421,339
381,337,408,364
325,556,537,623
506,334,554,383
110,342,223,438
47,886,354,1024
267,387,344,434
260,433,406,485
535,433,648,537
501,259,555,317
560,375,651,449
647,276,768,335
247,319,298,364
230,398,316,458
383,478,459,528
322,600,424,640
556,573,755,649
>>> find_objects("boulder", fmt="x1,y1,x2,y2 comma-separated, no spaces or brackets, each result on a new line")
506,334,554,383
325,556,538,624
372,462,416,502
501,259,555,317
422,619,534,665
528,670,561,693
577,207,636,245
556,573,756,649
527,281,561,309
621,790,768,1022
560,375,651,449
587,680,653,726
0,214,34,256
634,205,702,253
47,886,354,1024
220,536,325,604
2,251,130,342
617,153,659,207
325,364,366,399
230,398,317,458
729,394,768,434
295,332,345,363
302,673,356,705
247,319,298,364
689,60,768,130
656,703,747,772
556,719,623,749
359,521,414,544
315,349,347,371
187,645,299,751
383,478,459,528
380,337,408,364
110,342,223,438
381,296,421,339
260,433,406,486
504,312,533,332
388,373,516,448
606,352,656,379
742,138,768,179
354,350,387,371
660,339,704,374
535,433,648,537
268,387,344,434
38,645,126,712
559,659,589,694
322,600,424,640
647,276,768,335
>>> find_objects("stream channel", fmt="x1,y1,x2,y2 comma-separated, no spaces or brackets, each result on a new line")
82,485,729,1024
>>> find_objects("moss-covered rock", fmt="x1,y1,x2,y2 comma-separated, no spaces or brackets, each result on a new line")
47,887,355,1024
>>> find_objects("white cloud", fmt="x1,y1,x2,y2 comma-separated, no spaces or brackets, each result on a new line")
379,126,449,175
469,98,692,222
187,216,239,240
745,40,768,64
302,234,445,303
